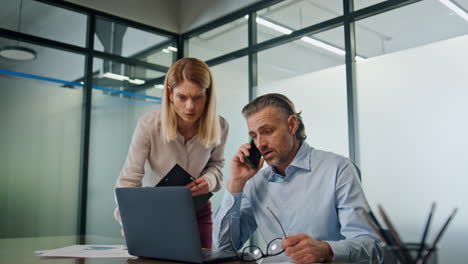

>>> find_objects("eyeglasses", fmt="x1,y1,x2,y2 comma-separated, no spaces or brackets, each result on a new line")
229,207,287,262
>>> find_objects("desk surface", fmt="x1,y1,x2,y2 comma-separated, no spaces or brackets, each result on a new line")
0,235,351,264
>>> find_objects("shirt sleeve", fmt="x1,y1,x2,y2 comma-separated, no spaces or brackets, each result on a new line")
326,159,384,263
113,115,152,223
201,117,229,192
213,190,258,251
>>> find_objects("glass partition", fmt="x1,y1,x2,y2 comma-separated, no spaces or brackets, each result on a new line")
356,0,468,58
86,58,164,241
257,0,342,43
94,16,174,66
257,26,345,87
354,0,386,10
188,17,248,61
0,0,87,46
0,37,84,238
256,26,348,157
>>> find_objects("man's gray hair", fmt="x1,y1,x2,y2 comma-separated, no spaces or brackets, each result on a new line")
242,93,306,142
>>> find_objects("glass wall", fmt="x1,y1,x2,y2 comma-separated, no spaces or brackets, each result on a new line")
0,38,84,239
355,0,468,58
94,16,175,66
1,0,87,46
354,0,387,10
0,0,176,252
188,17,248,61
355,1,468,263
256,26,348,158
86,58,164,243
257,26,345,86
257,0,342,43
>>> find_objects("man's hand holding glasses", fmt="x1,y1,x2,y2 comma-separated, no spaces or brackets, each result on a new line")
229,208,286,262
281,233,334,263
229,206,334,263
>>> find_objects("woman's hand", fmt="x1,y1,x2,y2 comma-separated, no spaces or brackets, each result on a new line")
186,176,210,196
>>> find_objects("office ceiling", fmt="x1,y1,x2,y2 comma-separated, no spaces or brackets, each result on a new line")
189,0,468,84
1,0,468,87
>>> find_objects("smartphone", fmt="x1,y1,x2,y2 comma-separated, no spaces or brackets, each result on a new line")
244,139,262,170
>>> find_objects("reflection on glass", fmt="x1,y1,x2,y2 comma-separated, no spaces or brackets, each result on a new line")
257,0,342,43
0,0,87,46
94,17,174,66
90,58,165,102
188,17,248,61
258,26,345,86
138,40,176,67
356,0,468,58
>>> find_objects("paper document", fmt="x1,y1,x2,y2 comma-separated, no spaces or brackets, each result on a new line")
34,245,134,258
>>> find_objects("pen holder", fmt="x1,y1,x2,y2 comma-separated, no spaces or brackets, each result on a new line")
359,204,456,264
384,243,437,264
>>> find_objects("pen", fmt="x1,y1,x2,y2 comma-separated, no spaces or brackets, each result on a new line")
361,209,407,263
358,209,391,245
190,176,199,185
416,208,458,264
358,209,385,242
416,202,436,261
378,204,413,263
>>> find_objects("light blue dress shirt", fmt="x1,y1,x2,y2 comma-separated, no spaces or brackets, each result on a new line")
213,142,383,263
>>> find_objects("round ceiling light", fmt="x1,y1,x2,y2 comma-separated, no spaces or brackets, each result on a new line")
0,46,37,61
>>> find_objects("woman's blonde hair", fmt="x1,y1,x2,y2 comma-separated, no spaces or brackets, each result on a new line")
160,57,221,148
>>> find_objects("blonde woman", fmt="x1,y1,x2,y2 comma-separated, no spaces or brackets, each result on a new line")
114,58,228,248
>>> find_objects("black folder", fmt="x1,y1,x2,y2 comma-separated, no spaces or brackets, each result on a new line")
156,164,213,211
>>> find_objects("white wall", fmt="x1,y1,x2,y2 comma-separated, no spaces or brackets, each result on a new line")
357,35,468,263
210,57,249,210
256,65,349,158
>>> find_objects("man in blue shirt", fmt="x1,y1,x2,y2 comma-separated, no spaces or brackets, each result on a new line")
213,93,383,263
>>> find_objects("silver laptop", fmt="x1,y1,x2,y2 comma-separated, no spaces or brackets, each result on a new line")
115,186,241,263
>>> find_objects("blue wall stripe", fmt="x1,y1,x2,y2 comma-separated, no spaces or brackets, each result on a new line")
0,68,162,103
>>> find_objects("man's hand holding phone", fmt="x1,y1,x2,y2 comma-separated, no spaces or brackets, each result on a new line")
228,140,264,193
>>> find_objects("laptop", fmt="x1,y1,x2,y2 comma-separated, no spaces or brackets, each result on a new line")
115,186,242,263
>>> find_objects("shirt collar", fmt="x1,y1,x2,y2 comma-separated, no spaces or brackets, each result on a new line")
267,142,312,182
289,142,312,171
